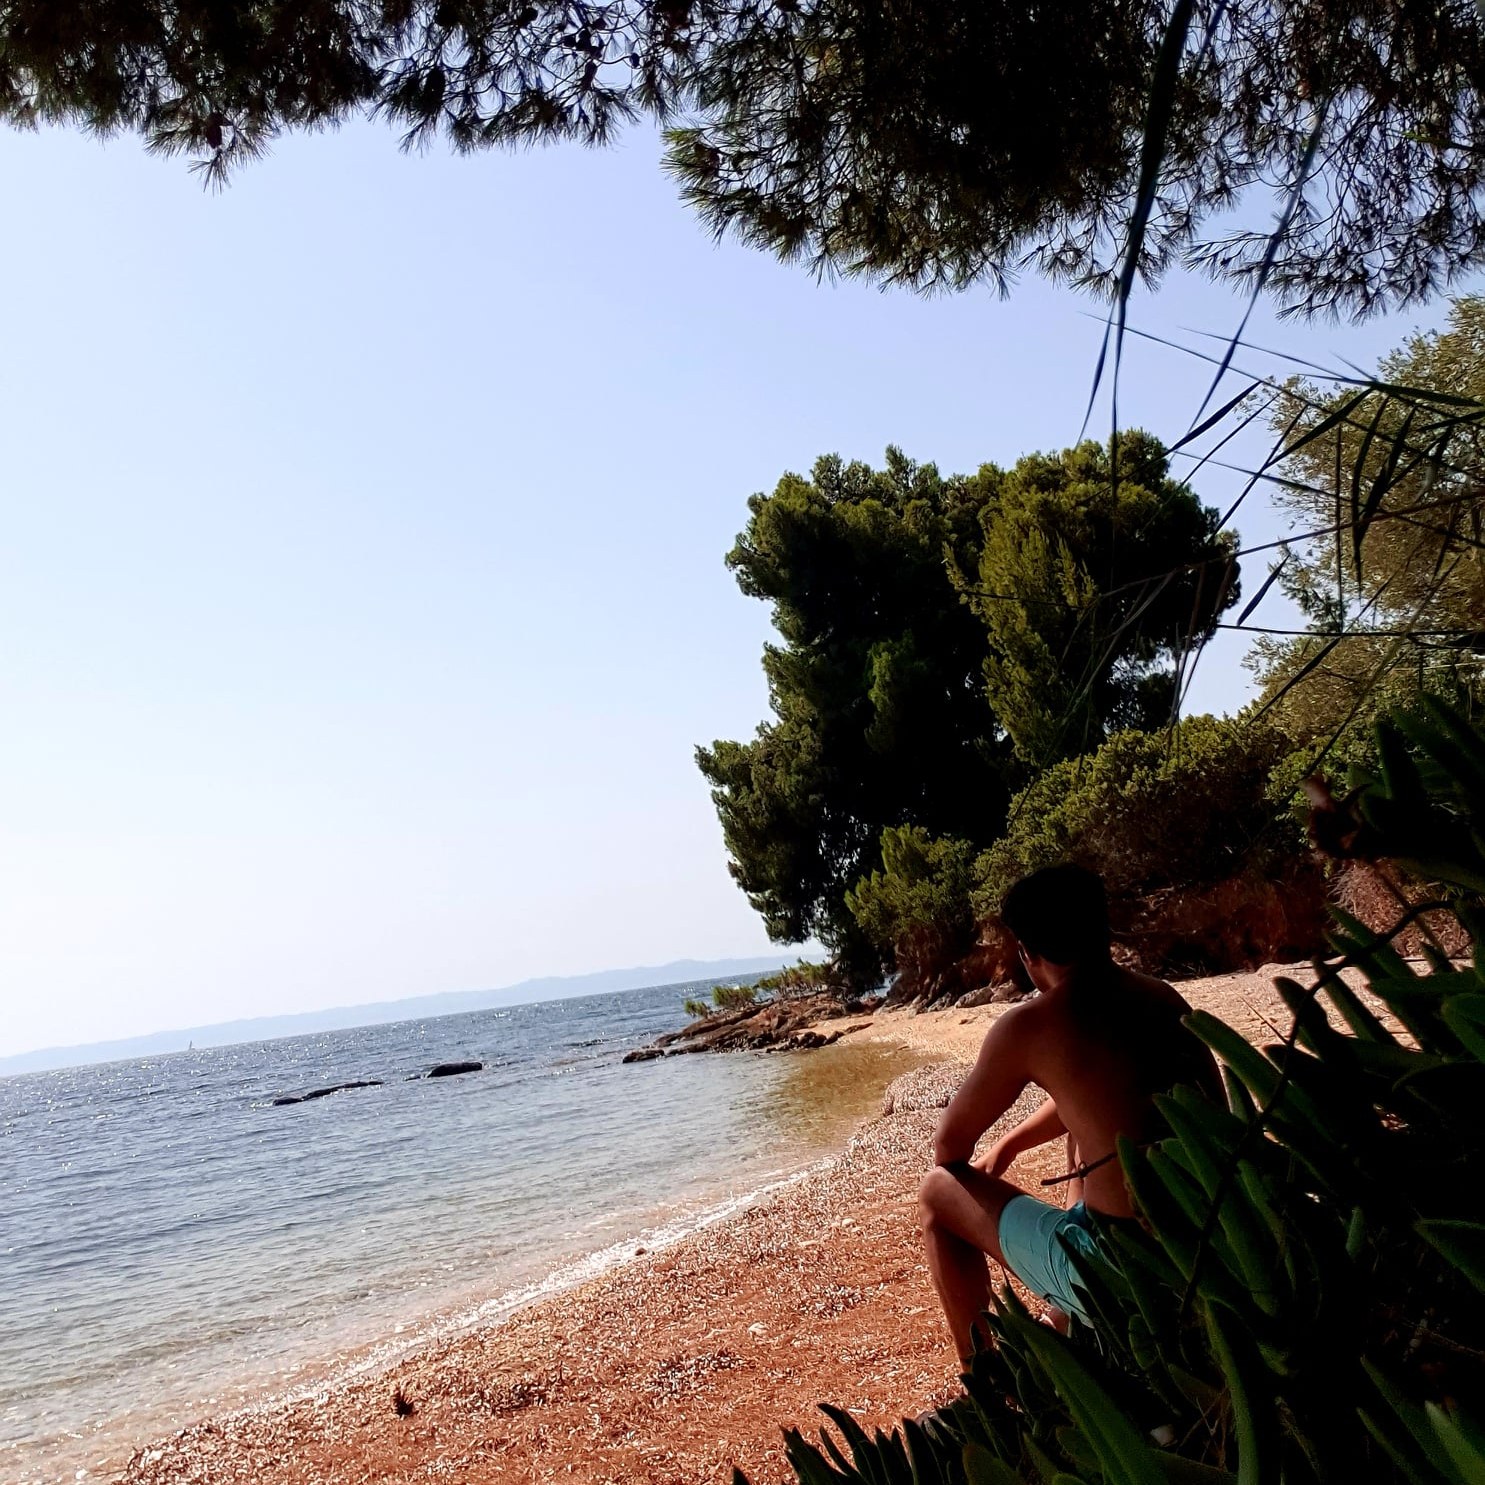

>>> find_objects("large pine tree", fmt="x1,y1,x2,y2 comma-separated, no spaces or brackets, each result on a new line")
699,435,1237,985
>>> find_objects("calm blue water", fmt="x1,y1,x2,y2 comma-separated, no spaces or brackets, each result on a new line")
0,982,909,1484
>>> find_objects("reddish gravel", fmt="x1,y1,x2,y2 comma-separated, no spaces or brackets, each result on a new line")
118,959,1403,1485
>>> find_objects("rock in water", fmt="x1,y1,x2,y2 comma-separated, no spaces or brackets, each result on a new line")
426,1060,482,1079
272,1079,383,1107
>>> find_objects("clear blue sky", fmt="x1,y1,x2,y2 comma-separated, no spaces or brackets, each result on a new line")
0,121,1466,1056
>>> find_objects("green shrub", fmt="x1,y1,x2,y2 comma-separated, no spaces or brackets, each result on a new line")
766,697,1485,1485
847,827,976,950
846,827,978,999
756,960,846,1000
712,982,761,1011
976,714,1303,912
684,983,763,1018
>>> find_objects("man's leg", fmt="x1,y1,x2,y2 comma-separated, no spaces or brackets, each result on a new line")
918,1164,1024,1362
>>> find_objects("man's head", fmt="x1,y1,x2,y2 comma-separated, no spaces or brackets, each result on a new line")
1000,864,1111,983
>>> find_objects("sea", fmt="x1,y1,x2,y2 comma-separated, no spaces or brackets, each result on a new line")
0,980,915,1485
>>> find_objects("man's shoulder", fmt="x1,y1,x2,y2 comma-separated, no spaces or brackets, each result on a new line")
976,994,1041,1050
1118,966,1190,1009
1116,962,1188,997
981,993,1051,1051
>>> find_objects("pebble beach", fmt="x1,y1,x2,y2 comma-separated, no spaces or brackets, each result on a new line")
117,962,1377,1485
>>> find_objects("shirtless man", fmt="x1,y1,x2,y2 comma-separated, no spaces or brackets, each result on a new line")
918,864,1219,1356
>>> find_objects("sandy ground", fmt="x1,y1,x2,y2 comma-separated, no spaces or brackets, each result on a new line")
117,961,1385,1485
835,958,1380,1063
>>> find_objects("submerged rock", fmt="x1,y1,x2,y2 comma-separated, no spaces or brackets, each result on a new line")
425,1060,482,1079
272,1079,383,1107
783,1029,840,1050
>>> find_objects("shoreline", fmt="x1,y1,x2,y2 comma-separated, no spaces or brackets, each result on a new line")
10,1030,919,1485
21,1096,891,1485
118,1057,983,1485
83,1163,837,1481
113,961,1384,1485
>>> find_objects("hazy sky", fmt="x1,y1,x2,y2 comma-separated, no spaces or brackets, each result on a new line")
0,122,1468,1056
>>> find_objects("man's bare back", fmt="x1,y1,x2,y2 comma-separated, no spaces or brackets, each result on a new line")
952,964,1216,1217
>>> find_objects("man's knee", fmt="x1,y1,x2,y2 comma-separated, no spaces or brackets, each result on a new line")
917,1164,958,1230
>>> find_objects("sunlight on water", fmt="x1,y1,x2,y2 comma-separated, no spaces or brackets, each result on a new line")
767,1039,928,1136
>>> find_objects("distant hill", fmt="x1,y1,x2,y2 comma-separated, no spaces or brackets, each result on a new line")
0,955,798,1077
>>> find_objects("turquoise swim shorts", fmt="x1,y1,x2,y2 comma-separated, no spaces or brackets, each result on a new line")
997,1195,1100,1325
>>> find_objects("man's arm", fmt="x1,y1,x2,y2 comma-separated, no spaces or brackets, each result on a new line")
933,1012,1031,1167
972,1096,1065,1177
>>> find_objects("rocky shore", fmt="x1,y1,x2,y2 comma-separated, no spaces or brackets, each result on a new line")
622,993,879,1061
619,973,1035,1063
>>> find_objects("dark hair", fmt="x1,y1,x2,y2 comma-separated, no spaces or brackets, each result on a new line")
1000,864,1111,964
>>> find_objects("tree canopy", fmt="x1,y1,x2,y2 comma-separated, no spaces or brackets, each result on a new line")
7,2,1485,313
698,434,1236,985
1255,295,1485,744
959,431,1237,767
696,447,1002,981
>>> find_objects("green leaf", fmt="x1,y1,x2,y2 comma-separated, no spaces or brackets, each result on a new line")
1206,1306,1278,1485
820,1426,855,1476
1361,1362,1458,1484
1093,0,1196,413
1056,1423,1101,1473
1186,1013,1283,1106
1120,1141,1200,1279
1273,975,1337,1057
1422,695,1485,788
1009,1311,1167,1485
1416,1219,1485,1297
819,1405,892,1485
1427,1403,1485,1482
1147,1145,1218,1231
963,1444,1020,1485
1167,1366,1222,1412
1441,995,1485,1064
1349,392,1392,579
1220,1065,1258,1119
1319,970,1394,1044
783,1428,851,1485
1358,1408,1450,1485
1153,1096,1280,1311
1026,1436,1071,1485
1356,403,1420,579
906,1415,957,1485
